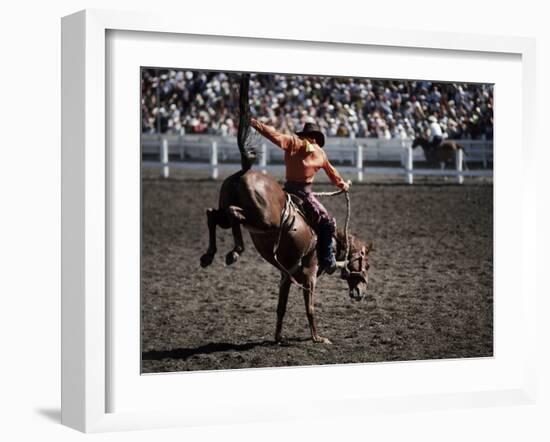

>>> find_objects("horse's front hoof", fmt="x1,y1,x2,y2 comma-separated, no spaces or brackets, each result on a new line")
200,253,215,268
313,336,332,345
225,251,240,266
275,335,290,346
275,335,286,345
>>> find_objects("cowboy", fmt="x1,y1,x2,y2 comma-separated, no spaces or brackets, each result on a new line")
250,118,349,275
428,115,443,149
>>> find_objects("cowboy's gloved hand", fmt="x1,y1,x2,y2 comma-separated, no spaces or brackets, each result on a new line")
342,181,351,192
250,118,259,129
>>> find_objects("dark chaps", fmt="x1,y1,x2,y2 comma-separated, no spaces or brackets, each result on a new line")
283,181,336,268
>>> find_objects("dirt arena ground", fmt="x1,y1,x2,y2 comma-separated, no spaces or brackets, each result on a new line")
141,171,493,373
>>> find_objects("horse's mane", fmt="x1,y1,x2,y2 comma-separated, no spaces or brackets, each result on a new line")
237,73,258,171
334,228,357,260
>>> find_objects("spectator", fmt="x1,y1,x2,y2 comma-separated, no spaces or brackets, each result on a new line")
141,70,493,140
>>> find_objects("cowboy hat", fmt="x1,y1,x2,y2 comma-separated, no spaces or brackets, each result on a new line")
295,122,326,147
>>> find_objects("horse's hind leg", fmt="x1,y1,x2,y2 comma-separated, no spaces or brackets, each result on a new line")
225,205,246,265
200,208,220,268
440,161,448,181
462,152,469,171
226,222,245,265
275,273,291,343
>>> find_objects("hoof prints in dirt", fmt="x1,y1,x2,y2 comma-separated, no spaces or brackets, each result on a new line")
141,179,493,373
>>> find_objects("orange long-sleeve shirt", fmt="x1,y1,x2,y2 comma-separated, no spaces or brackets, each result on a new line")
252,121,346,189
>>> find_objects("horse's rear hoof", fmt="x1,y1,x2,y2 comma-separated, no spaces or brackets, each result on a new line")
225,251,240,266
200,253,215,268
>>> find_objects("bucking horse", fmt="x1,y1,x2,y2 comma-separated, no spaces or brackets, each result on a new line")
200,74,372,344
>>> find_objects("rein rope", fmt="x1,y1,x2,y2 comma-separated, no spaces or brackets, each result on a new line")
273,183,352,291
312,185,352,276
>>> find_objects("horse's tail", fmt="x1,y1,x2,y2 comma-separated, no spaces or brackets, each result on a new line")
456,142,468,155
237,73,257,172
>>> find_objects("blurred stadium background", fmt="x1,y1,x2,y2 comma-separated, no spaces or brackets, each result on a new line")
141,69,493,183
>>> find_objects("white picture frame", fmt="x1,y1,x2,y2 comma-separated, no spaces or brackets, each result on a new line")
61,9,537,433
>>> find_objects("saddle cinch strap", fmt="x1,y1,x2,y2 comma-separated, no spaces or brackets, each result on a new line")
272,194,315,290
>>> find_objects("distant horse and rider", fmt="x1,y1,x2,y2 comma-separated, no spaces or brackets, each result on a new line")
412,136,468,171
412,115,468,172
200,74,372,345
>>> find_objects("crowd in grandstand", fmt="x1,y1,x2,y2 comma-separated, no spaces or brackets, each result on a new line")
141,69,493,141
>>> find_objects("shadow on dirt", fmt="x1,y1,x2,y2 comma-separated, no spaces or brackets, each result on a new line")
142,337,309,361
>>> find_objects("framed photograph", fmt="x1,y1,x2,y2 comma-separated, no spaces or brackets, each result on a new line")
61,9,537,433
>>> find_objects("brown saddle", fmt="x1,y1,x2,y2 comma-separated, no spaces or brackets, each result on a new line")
286,193,310,227
288,193,304,210
285,192,332,241
275,194,316,266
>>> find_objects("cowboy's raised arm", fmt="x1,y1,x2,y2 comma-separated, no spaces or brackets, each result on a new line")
250,119,301,152
323,155,349,191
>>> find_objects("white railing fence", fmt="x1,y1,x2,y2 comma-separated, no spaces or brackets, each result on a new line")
143,135,493,184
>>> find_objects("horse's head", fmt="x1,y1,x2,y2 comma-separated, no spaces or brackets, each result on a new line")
334,231,372,301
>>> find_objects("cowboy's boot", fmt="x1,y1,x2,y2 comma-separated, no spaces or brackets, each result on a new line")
317,220,336,276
